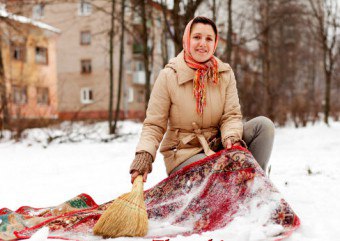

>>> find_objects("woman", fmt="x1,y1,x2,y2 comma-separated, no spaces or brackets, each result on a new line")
130,16,275,183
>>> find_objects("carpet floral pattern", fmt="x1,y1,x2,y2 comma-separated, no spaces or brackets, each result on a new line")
0,147,299,240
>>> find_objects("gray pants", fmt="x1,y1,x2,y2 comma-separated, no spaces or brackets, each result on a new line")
170,116,275,174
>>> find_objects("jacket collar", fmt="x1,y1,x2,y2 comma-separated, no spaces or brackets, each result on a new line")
166,51,231,85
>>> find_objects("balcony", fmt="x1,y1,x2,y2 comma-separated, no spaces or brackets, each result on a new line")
133,43,143,54
133,43,152,54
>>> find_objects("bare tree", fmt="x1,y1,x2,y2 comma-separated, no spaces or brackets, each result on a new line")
0,39,10,134
333,46,340,120
108,0,116,134
225,0,233,64
161,0,205,55
0,16,12,131
112,0,125,133
140,0,152,111
307,0,339,125
212,0,216,22
241,0,309,125
256,0,274,119
160,15,169,66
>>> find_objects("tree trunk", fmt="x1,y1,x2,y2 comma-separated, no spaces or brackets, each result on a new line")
161,17,169,66
262,0,272,119
309,38,317,123
112,0,125,133
212,0,216,23
323,38,335,125
141,0,151,112
173,0,181,55
226,0,233,64
0,40,10,131
324,60,331,124
108,0,116,134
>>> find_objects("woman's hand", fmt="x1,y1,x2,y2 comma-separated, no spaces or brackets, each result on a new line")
131,170,148,184
225,138,241,149
129,151,153,184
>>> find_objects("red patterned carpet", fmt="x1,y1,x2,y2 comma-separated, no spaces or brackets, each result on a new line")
0,147,300,241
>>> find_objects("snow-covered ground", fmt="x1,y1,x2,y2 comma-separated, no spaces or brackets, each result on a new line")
1,120,339,241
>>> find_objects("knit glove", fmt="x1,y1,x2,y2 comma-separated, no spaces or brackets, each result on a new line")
129,151,153,174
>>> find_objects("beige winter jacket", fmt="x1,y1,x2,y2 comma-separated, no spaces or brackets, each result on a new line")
136,51,243,174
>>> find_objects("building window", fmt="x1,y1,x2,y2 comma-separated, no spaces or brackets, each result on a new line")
133,42,143,54
35,47,48,64
32,4,44,19
11,44,26,61
133,61,145,84
81,59,92,74
80,88,93,104
135,60,144,71
78,0,92,16
137,89,144,103
12,85,28,104
132,12,142,24
36,87,49,105
128,88,134,103
80,31,91,45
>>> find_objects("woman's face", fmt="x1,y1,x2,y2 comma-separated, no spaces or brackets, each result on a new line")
189,23,216,63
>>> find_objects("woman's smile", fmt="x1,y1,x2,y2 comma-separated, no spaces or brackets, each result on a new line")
195,48,208,53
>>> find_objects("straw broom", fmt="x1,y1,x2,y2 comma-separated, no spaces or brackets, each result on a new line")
93,175,148,238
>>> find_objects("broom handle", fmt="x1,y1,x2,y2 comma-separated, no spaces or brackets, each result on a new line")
132,175,144,193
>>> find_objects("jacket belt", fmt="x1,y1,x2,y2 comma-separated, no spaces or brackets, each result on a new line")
169,123,218,156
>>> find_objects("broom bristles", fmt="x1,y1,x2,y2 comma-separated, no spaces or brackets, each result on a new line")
93,175,148,238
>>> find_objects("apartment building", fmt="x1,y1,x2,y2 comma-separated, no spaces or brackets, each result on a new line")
0,5,59,120
6,0,172,121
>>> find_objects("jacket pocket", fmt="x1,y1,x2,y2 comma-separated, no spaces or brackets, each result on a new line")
160,142,178,161
160,140,178,151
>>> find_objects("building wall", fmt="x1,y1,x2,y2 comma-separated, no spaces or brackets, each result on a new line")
40,1,116,119
1,21,58,119
35,0,151,120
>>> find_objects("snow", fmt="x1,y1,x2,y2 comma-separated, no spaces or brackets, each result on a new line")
27,227,49,241
1,120,340,241
0,5,60,33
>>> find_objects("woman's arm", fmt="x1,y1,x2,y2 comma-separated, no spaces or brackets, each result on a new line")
135,69,171,159
130,69,171,182
219,69,243,148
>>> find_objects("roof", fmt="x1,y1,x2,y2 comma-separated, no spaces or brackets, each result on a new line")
0,5,61,33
